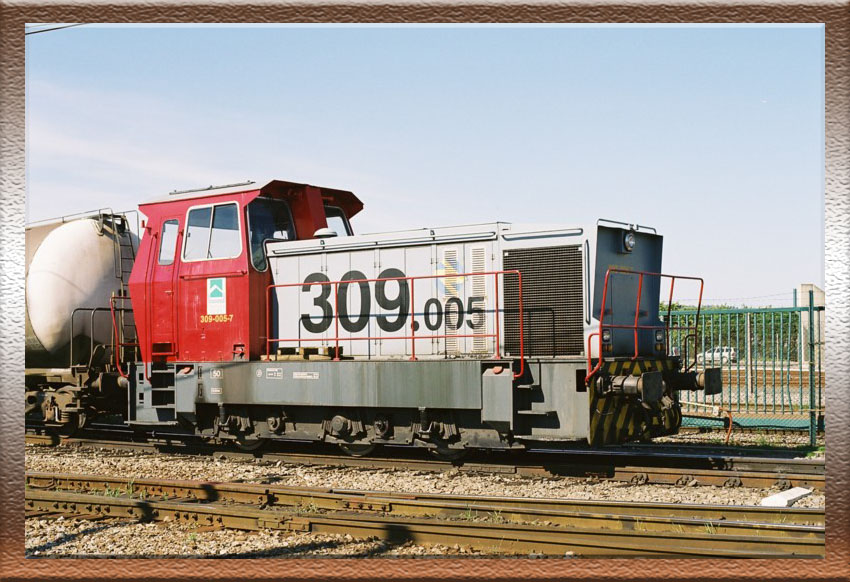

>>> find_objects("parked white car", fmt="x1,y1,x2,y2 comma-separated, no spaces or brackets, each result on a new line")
697,346,737,365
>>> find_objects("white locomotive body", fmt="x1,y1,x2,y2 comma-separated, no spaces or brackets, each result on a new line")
267,220,654,362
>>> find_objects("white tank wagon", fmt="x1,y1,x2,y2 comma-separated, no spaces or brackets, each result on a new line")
25,212,138,429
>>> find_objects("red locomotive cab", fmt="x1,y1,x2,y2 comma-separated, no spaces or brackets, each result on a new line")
127,180,362,364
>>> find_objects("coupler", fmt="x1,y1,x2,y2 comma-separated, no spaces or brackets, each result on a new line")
595,371,664,403
664,368,722,395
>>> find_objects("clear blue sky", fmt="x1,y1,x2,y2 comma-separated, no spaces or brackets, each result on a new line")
25,24,824,306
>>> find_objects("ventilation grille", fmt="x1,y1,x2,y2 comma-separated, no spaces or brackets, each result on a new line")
503,245,584,357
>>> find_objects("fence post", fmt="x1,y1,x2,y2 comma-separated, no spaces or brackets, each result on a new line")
808,290,817,446
746,312,753,395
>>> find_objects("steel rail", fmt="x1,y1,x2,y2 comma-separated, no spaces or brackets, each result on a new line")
25,433,825,490
24,485,823,558
26,472,824,532
25,432,824,491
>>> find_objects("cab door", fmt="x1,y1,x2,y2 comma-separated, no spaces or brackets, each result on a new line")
177,201,249,362
149,217,181,358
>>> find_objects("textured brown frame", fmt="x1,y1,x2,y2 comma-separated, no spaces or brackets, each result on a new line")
1,3,847,581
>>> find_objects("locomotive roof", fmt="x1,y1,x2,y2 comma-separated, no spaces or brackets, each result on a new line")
141,179,363,218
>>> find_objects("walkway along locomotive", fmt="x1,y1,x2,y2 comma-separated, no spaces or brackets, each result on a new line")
25,179,722,456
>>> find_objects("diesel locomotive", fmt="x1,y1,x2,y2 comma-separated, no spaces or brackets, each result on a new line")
25,179,721,457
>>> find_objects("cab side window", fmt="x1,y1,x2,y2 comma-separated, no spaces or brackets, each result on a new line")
183,202,242,261
184,207,212,260
158,219,179,265
246,197,295,271
209,204,241,258
324,205,352,237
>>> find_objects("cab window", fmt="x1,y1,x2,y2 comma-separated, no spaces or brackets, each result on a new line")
183,202,242,261
158,219,179,265
246,197,296,271
324,205,352,237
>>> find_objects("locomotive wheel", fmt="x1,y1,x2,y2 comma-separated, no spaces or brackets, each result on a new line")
338,443,376,457
428,445,468,462
233,437,268,452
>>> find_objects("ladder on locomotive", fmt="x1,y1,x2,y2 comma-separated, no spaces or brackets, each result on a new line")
105,211,140,364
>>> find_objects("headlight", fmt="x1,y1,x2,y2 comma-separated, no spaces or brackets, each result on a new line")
623,231,636,252
601,329,612,343
655,329,665,342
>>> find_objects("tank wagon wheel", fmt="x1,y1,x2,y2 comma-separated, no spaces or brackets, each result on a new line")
49,412,86,439
338,443,377,457
233,437,268,453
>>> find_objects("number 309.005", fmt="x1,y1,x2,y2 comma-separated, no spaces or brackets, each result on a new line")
299,269,484,334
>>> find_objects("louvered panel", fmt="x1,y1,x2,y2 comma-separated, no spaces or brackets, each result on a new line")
470,246,488,353
503,245,584,357
442,248,460,354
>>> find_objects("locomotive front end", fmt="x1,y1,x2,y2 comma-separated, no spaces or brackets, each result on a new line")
581,222,722,445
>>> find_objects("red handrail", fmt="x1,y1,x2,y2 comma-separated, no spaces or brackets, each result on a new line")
585,268,704,383
266,270,525,379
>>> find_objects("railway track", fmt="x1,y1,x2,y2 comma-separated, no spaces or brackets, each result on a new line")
25,431,825,491
25,472,824,558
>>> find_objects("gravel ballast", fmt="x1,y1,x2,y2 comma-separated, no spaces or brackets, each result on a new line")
655,431,825,456
25,443,824,558
26,517,490,558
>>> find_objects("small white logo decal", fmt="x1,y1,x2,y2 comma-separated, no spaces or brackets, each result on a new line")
207,277,226,315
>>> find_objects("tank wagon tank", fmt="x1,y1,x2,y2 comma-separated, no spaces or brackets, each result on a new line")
26,179,721,454
25,211,138,432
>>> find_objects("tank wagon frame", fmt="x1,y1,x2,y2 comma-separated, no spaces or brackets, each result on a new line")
25,179,722,454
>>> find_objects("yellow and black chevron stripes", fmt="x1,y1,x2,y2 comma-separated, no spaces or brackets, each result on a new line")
589,390,643,446
587,365,682,446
